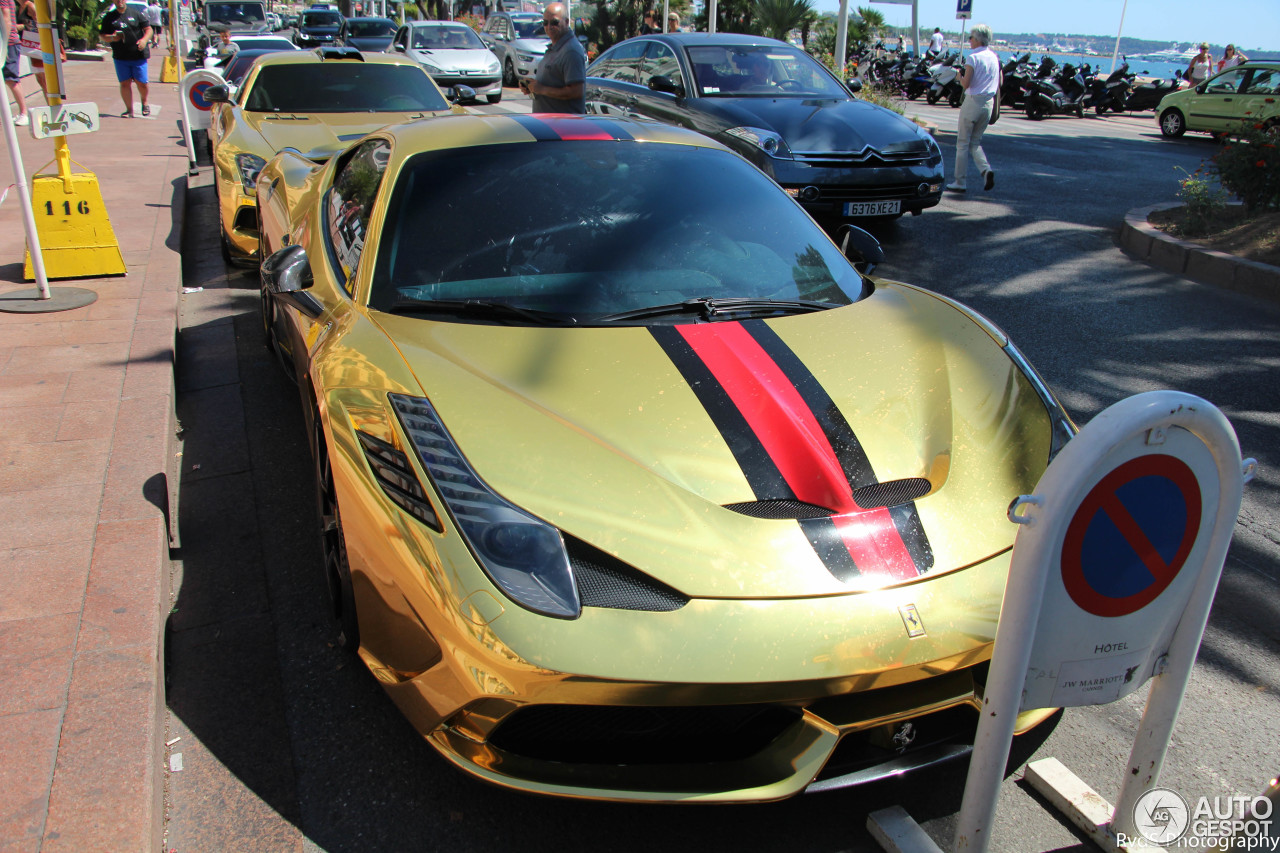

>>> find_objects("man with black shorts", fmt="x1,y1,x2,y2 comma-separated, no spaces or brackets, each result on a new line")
1,0,30,125
100,0,152,117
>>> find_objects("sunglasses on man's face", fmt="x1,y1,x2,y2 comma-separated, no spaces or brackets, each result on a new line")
543,17,561,25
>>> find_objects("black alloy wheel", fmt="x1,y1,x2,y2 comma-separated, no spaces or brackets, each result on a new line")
503,57,516,87
1025,101,1044,120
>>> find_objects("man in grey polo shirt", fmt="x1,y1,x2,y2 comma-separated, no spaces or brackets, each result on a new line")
519,1,585,113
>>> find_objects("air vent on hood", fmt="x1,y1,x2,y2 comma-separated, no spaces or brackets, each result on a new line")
725,478,932,519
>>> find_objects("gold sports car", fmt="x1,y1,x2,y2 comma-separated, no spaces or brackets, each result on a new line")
206,47,462,266
255,113,1075,802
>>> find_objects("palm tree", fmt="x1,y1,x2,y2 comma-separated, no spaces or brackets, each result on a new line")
849,5,884,46
753,0,813,42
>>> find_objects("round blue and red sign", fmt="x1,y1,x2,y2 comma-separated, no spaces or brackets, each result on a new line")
1060,454,1202,618
188,81,215,111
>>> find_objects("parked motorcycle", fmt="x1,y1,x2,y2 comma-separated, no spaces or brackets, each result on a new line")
1086,62,1134,114
926,51,964,107
903,53,936,100
999,52,1033,109
1122,73,1189,112
1024,59,1087,120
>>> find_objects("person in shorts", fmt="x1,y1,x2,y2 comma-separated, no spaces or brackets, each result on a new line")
99,0,152,116
1,0,30,124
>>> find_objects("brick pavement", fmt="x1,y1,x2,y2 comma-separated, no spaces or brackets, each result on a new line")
0,53,182,853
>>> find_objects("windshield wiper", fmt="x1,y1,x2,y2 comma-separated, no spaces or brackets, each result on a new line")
387,297,575,325
597,296,833,323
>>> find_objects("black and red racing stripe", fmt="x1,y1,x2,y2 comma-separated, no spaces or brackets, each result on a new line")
651,320,933,584
510,114,635,142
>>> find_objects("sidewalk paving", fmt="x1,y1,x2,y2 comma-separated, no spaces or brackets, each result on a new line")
0,56,183,852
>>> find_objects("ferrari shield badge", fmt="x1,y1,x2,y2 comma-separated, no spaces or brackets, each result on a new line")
899,604,926,638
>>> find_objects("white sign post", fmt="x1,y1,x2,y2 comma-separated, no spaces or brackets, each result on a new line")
867,391,1255,853
952,391,1254,853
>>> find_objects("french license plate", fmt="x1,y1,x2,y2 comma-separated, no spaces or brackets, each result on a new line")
843,200,901,216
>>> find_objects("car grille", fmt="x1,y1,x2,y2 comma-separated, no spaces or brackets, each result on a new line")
803,182,937,202
792,148,932,167
566,538,688,612
487,704,802,764
813,704,979,782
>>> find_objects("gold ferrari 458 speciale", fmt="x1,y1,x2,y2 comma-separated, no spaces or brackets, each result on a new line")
254,112,1075,803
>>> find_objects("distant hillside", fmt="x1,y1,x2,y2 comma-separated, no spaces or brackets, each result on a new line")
886,28,1277,60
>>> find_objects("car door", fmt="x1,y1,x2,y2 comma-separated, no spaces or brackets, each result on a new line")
1188,67,1252,132
630,41,691,128
585,39,648,117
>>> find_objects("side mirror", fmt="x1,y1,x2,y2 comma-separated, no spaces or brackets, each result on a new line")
835,224,884,275
648,74,683,96
846,78,863,93
393,42,405,52
1196,83,1207,94
203,83,232,103
262,245,323,318
447,84,477,104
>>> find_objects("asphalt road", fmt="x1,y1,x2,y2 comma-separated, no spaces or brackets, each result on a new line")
162,91,1280,853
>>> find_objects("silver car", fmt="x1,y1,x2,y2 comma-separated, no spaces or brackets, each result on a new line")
480,11,549,87
391,21,503,104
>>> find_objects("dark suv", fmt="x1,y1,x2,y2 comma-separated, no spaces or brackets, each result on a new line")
294,9,344,48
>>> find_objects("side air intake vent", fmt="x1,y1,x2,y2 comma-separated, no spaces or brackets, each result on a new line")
356,430,442,530
565,538,688,612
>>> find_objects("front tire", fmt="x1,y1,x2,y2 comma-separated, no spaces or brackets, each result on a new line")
502,57,516,87
926,89,940,105
487,90,502,104
1025,101,1044,120
314,420,360,651
948,89,963,108
1159,108,1187,137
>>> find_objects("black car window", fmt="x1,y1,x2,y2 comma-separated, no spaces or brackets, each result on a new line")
1244,68,1279,95
589,40,646,84
327,139,391,293
301,10,341,26
370,140,863,319
512,18,544,38
641,42,683,91
244,63,449,112
687,44,847,98
348,19,394,37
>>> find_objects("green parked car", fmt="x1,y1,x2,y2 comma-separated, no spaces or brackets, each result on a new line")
1158,60,1280,138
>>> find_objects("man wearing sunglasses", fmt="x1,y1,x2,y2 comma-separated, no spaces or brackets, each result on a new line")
518,1,585,113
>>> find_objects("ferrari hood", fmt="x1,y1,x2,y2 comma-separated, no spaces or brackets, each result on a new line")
370,283,1053,599
714,97,934,156
243,111,449,158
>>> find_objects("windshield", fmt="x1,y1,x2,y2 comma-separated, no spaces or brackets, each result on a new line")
370,140,863,322
348,19,394,37
245,63,449,112
688,44,850,98
412,25,485,49
301,11,342,26
208,2,265,23
512,19,547,39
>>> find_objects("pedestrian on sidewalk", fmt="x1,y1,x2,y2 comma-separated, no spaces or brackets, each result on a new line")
100,0,152,117
947,22,1001,195
145,0,162,47
19,0,66,104
519,1,585,114
1,0,30,124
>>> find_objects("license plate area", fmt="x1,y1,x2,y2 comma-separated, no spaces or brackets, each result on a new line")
843,200,901,216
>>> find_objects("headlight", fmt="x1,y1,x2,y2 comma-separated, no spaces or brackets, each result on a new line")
487,59,501,74
420,61,442,74
234,153,267,193
724,126,792,158
516,52,537,62
390,393,581,619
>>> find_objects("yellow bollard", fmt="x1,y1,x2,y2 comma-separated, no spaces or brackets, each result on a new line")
161,45,180,82
22,0,126,279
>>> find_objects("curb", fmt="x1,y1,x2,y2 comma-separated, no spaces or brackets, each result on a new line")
1120,202,1280,304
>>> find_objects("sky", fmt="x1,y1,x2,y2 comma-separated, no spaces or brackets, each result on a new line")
808,0,1280,52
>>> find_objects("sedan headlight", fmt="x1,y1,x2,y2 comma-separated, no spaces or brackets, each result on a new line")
234,153,267,194
516,52,538,62
725,126,793,159
487,59,501,74
389,393,581,619
419,60,442,74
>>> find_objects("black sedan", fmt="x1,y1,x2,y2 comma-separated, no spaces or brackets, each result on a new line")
585,34,944,222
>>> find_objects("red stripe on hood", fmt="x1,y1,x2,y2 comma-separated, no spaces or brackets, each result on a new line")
677,322,919,580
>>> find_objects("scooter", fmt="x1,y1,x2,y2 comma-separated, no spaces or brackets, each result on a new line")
1122,73,1189,111
903,54,935,100
999,53,1033,109
1087,62,1134,114
1024,59,1087,120
926,52,964,107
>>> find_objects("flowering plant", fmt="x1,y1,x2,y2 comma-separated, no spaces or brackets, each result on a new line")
1210,118,1280,212
1173,165,1227,236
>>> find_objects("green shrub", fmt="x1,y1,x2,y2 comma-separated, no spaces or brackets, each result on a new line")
857,80,905,115
65,24,89,41
1211,119,1280,213
1173,165,1227,237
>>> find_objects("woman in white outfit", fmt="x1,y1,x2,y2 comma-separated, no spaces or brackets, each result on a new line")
948,23,1001,194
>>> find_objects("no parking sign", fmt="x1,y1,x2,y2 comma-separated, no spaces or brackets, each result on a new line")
180,68,225,174
950,391,1256,852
